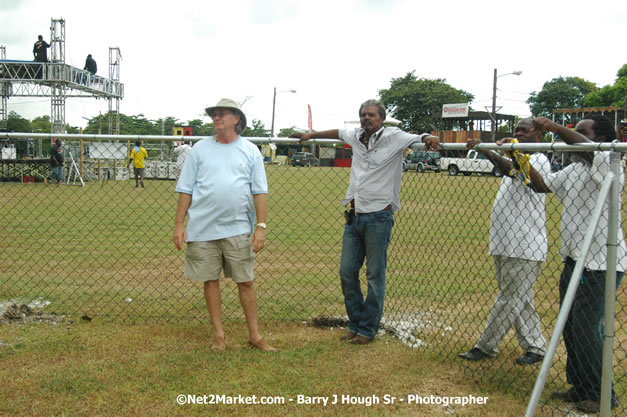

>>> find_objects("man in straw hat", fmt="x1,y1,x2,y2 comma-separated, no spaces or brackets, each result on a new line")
173,98,275,352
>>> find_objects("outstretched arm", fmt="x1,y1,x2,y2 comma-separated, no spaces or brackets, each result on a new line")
466,138,514,175
422,135,440,151
290,129,340,142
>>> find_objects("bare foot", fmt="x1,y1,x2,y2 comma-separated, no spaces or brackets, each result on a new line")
249,338,277,352
211,336,226,352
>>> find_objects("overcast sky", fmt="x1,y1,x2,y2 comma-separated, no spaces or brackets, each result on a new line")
1,0,626,133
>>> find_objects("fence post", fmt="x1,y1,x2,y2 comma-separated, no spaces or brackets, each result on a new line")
600,151,621,416
79,137,83,178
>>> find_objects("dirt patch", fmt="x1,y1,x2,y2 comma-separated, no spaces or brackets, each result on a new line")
0,304,67,326
311,312,453,348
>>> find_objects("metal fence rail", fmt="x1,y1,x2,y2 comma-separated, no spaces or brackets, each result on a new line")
0,134,624,416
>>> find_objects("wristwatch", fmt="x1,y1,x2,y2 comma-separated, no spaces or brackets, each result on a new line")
256,223,267,229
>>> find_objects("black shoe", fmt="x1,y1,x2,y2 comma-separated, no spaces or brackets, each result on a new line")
550,389,581,403
516,352,544,365
458,348,490,361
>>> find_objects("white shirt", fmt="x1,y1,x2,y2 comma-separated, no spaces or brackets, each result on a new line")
489,153,551,261
338,127,427,213
174,143,193,170
544,151,627,271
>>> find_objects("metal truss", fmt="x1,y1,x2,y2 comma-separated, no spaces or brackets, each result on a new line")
108,47,122,134
0,45,6,129
0,63,124,98
0,18,124,132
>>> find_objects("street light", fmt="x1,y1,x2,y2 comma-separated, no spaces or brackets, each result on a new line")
491,69,522,141
271,87,296,137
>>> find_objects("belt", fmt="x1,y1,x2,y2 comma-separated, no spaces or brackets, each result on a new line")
349,200,392,214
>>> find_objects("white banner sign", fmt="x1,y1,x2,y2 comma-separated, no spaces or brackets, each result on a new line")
89,142,127,159
442,103,469,118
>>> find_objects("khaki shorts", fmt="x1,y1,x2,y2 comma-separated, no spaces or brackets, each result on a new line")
184,233,254,283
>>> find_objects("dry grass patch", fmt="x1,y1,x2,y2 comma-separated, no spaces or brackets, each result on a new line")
0,320,556,417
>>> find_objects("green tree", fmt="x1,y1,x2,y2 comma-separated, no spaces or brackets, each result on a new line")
527,76,598,121
186,119,215,136
277,127,304,137
156,116,180,135
583,64,627,108
6,111,32,132
65,124,80,134
82,112,160,135
31,115,51,133
82,113,105,134
241,119,270,137
122,114,160,135
378,71,474,132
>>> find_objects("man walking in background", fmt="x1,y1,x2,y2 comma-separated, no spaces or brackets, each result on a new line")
173,98,275,352
173,140,192,181
291,99,439,345
458,118,549,365
128,140,148,188
46,139,64,185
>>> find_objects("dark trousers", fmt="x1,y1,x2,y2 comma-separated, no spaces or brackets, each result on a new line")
560,257,623,403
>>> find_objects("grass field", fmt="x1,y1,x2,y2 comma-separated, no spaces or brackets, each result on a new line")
0,165,625,416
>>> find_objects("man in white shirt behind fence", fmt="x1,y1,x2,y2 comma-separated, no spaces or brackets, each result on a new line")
291,99,439,345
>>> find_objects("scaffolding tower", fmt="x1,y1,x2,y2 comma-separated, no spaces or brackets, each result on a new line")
0,18,124,133
0,45,7,129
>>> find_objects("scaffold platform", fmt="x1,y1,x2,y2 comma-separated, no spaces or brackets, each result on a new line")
0,59,123,99
0,18,124,134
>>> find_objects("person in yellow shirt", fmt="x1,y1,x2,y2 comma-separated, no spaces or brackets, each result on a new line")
128,140,148,188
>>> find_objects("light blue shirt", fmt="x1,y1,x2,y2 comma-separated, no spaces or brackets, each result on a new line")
176,136,268,242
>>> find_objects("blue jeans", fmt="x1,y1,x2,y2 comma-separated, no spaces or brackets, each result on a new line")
339,210,394,340
50,165,64,182
560,257,623,403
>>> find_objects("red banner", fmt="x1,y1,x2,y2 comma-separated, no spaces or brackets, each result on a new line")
307,104,312,132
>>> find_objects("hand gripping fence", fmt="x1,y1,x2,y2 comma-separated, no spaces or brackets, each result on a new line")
504,139,532,186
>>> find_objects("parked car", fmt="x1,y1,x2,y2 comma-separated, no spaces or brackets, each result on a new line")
290,152,319,167
440,150,503,177
403,151,441,173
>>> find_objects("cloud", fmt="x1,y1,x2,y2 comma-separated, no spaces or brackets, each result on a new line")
2,0,626,132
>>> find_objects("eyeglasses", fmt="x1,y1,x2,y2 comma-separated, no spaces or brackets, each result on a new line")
209,109,233,118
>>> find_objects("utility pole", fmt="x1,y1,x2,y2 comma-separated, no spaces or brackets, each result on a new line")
270,87,296,138
271,87,276,137
490,69,522,142
491,68,497,142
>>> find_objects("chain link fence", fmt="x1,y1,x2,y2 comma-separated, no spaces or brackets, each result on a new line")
0,135,624,415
